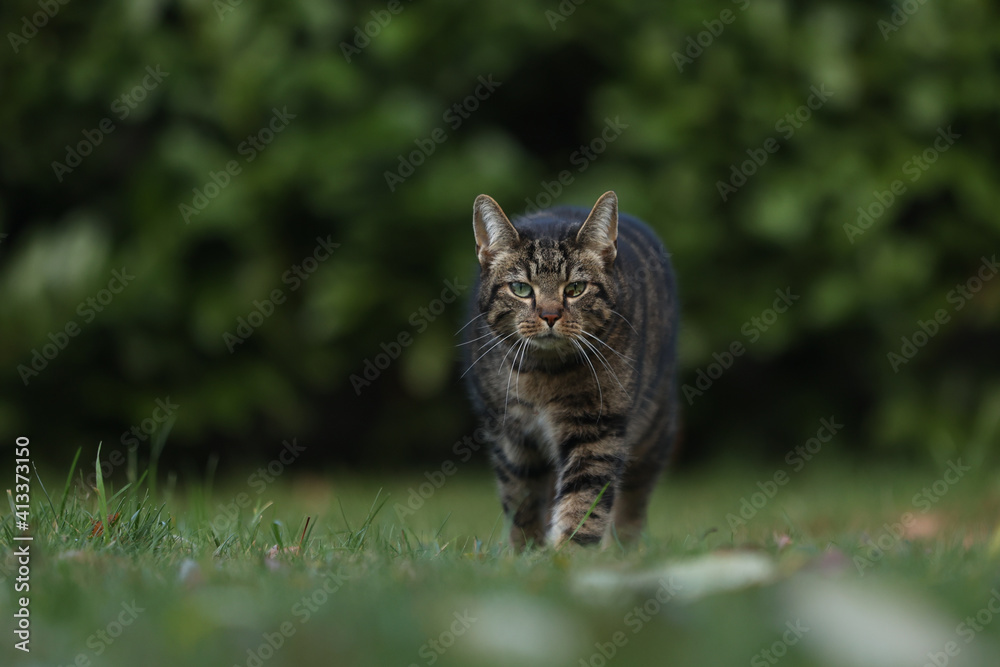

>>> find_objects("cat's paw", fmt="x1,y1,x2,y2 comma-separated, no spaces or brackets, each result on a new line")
548,525,602,550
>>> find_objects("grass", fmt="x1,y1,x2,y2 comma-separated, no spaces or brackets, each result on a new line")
3,450,1000,667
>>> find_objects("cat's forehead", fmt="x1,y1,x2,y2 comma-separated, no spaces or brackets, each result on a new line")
521,238,572,278
530,238,566,263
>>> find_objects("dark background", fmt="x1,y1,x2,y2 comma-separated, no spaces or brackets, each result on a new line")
1,0,998,477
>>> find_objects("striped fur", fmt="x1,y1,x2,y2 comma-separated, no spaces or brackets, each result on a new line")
464,191,679,548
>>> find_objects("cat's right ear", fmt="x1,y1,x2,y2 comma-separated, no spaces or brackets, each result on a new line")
473,194,519,268
577,190,618,265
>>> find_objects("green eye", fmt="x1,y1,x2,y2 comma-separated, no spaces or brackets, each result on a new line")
565,281,587,298
509,282,533,298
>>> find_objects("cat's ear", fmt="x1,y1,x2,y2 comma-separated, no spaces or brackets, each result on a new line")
473,194,519,267
577,190,618,263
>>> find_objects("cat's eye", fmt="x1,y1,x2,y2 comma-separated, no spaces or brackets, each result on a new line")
564,281,587,298
509,282,533,298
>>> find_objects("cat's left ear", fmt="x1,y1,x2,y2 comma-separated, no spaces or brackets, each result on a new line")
577,190,618,264
473,194,519,268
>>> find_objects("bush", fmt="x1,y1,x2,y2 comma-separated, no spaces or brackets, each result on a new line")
0,0,997,469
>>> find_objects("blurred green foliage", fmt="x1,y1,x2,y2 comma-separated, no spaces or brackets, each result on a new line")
0,0,998,470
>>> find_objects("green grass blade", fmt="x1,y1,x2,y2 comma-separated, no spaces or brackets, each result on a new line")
337,497,354,533
95,442,110,542
434,512,453,541
563,481,611,549
58,447,82,519
31,462,57,525
484,510,503,552
271,521,284,549
109,483,133,505
354,489,389,550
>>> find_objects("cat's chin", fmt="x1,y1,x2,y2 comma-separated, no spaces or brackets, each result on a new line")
527,336,560,348
525,334,574,356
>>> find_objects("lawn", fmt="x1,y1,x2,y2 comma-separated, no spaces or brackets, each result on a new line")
3,452,1000,667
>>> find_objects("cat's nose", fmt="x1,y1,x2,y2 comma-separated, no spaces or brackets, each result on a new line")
539,309,562,327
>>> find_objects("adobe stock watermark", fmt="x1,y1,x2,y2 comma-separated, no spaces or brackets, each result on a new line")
726,417,842,531
578,577,682,667
223,236,340,352
180,106,296,224
843,125,961,243
7,0,71,54
120,396,178,449
56,600,144,667
340,0,413,62
521,116,629,215
922,588,1000,667
17,267,135,386
83,397,179,488
350,277,468,395
912,459,971,513
384,75,502,192
545,0,586,31
682,287,799,405
717,83,833,201
234,566,351,667
854,459,970,576
51,65,169,182
887,254,997,372
672,0,751,72
878,0,931,41
750,620,811,667
209,438,307,534
393,406,503,522
407,609,478,667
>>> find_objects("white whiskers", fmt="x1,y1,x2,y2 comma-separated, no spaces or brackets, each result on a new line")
454,312,487,336
456,330,495,347
576,335,631,400
572,338,604,421
610,309,638,334
460,330,518,378
502,339,528,425
581,330,636,367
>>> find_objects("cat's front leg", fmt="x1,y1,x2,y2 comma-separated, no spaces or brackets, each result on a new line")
548,424,626,547
490,436,553,550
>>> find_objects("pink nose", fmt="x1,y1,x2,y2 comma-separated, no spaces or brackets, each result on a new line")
540,310,561,327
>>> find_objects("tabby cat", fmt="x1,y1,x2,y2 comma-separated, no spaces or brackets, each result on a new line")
463,191,678,548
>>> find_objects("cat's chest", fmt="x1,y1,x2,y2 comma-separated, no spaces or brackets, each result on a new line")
508,401,566,462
